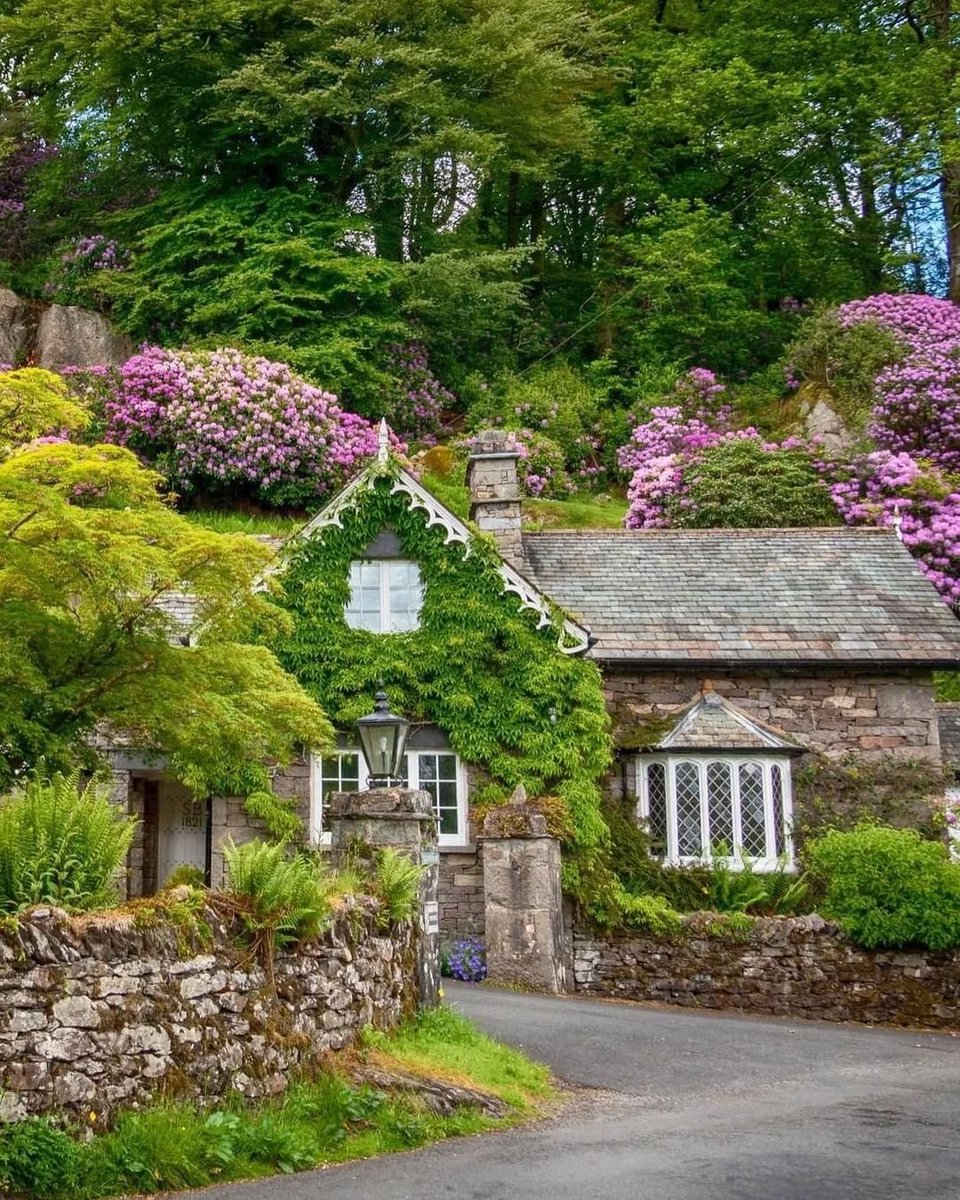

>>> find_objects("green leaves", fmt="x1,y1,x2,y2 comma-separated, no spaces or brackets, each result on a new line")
0,771,137,913
272,477,613,867
0,439,331,794
804,823,960,951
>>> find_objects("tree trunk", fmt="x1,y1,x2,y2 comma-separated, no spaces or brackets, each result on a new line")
505,171,522,248
943,160,960,302
931,1,960,301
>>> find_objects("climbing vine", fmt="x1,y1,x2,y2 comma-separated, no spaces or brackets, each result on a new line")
271,469,613,903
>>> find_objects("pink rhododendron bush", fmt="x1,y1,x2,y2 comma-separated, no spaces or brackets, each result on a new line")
105,346,380,507
819,450,960,607
836,294,960,474
618,342,960,608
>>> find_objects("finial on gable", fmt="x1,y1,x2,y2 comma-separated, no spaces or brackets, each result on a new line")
377,418,390,465
892,500,903,542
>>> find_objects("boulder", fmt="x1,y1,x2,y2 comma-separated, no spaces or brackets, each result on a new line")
0,288,32,365
805,397,854,453
36,304,132,370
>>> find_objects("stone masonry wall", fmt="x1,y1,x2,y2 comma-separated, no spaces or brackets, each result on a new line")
0,902,417,1122
573,916,960,1029
438,847,485,942
605,666,941,763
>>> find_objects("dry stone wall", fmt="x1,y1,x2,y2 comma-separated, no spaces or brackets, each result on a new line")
573,915,960,1029
0,901,417,1121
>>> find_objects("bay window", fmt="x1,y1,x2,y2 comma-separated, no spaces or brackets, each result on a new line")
638,754,793,870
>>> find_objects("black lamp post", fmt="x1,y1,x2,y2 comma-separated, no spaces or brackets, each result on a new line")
356,689,410,787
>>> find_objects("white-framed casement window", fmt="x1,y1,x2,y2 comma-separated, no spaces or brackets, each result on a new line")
310,748,467,846
344,560,423,633
637,755,794,871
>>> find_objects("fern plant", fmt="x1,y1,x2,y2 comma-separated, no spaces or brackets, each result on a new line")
222,839,334,979
0,771,137,913
373,848,424,927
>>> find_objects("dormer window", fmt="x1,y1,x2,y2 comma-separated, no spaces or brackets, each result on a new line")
345,559,423,633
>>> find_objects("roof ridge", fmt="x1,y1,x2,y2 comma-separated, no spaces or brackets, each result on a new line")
523,526,894,538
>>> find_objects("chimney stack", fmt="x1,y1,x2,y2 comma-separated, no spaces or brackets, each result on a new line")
466,430,523,565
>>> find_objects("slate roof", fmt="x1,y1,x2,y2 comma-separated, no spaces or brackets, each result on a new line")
657,692,801,752
522,527,960,665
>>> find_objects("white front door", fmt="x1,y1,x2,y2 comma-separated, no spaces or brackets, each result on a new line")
157,782,208,886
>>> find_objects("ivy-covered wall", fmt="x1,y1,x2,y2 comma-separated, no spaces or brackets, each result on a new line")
270,469,613,890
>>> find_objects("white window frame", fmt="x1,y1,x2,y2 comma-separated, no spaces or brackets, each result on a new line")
636,754,795,871
309,748,468,847
344,559,423,634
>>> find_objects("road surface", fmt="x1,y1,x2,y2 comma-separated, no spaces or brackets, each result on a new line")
180,983,960,1199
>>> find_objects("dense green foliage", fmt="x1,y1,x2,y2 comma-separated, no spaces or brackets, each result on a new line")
0,0,955,403
0,772,137,914
272,467,613,901
0,432,330,794
0,1007,550,1199
0,369,89,451
804,823,960,950
674,440,840,529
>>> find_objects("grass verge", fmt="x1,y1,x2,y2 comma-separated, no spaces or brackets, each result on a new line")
0,1006,553,1200
179,508,306,536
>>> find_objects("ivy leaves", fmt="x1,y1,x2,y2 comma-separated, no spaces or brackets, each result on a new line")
273,478,612,854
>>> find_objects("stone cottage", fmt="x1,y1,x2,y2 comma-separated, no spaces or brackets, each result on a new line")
105,431,960,934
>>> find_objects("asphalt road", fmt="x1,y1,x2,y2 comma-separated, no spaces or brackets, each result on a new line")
180,984,960,1200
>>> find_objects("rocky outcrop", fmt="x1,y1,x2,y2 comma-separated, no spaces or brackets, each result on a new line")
36,304,132,371
0,289,132,371
0,901,418,1121
0,288,33,364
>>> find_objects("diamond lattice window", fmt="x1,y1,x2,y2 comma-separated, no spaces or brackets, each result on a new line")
637,754,794,870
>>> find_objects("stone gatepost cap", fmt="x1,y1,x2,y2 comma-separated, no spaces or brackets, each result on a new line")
327,787,434,820
468,429,521,459
479,786,550,838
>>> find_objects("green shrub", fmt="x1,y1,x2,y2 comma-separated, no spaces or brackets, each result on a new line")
222,838,334,958
804,823,960,950
373,848,424,926
786,307,903,428
617,890,685,937
0,1117,79,1199
0,772,138,914
673,439,839,529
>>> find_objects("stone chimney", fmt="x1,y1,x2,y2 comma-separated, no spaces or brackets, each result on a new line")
466,430,523,565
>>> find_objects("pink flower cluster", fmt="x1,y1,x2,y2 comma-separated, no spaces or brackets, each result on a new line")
62,234,127,271
384,342,453,443
105,346,382,506
819,449,960,606
838,294,960,473
618,370,761,528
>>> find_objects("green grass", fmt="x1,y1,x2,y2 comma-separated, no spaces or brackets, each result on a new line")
362,1004,552,1112
524,494,627,530
419,470,627,532
0,1006,553,1200
179,508,306,536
